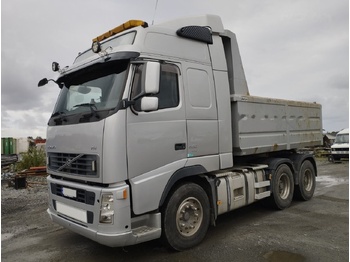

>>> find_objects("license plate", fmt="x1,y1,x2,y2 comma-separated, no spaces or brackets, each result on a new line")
62,187,77,198
56,201,87,223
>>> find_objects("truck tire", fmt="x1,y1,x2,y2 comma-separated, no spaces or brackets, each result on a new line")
270,164,294,210
161,183,210,251
295,160,316,201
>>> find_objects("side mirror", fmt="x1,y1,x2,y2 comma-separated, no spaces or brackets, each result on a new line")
37,78,63,88
141,97,158,112
38,78,49,87
144,62,160,94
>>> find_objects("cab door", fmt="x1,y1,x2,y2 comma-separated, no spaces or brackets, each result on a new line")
126,62,187,214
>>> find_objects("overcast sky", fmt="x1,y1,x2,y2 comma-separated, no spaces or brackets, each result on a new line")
1,0,349,138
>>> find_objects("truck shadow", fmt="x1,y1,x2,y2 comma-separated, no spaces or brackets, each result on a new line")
52,201,309,261
58,203,273,255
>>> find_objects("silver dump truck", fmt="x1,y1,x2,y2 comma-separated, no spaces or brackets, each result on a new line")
39,15,322,251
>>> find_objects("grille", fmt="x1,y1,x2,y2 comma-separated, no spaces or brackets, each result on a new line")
48,152,98,176
51,183,95,205
333,148,349,152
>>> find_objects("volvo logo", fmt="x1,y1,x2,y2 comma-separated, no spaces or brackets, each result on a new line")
57,154,84,171
47,145,56,150
66,158,73,167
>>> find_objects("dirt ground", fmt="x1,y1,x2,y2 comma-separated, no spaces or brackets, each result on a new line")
1,159,348,262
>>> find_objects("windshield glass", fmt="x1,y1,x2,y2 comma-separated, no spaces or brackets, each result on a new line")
51,60,129,124
335,134,349,144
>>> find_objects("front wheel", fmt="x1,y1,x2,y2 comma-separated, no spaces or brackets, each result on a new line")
295,160,316,201
161,183,210,251
270,164,294,210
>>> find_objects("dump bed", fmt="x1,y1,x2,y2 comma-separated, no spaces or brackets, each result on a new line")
231,94,322,156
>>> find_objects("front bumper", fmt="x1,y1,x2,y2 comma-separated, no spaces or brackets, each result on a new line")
331,150,349,159
47,175,135,247
47,208,136,247
47,175,162,247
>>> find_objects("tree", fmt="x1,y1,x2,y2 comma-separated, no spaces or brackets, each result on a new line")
16,147,46,171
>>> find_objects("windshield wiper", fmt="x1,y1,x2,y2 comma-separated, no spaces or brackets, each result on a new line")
51,111,67,123
74,103,100,119
52,111,66,117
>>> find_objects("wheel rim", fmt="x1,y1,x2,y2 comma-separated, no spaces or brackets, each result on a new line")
303,169,313,191
176,197,203,237
278,173,291,199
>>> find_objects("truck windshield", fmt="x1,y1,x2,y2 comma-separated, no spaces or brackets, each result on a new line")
49,60,129,125
335,134,349,144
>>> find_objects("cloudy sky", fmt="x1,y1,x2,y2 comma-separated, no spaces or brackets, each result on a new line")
1,0,349,138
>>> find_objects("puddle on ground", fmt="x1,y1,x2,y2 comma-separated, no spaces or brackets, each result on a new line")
316,176,348,188
264,250,306,262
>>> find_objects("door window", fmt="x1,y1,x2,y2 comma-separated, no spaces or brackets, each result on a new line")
131,63,180,111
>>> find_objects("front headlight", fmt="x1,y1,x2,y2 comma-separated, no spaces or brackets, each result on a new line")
99,193,114,224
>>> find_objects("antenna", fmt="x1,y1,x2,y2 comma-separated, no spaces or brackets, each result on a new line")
152,0,159,25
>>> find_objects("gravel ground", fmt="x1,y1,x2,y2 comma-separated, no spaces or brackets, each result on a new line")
1,176,50,240
1,159,348,262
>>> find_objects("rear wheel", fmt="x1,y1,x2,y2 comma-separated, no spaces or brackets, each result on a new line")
162,183,210,251
295,160,316,201
270,164,294,210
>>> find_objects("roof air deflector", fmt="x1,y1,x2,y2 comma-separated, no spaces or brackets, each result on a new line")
176,26,213,44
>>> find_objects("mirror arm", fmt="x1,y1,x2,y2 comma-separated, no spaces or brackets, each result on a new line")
120,98,138,115
130,105,139,116
121,98,135,109
131,92,146,101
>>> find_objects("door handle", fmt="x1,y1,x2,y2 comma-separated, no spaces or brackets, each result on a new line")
175,143,186,150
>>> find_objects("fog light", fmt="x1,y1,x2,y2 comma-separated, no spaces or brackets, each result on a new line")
100,193,114,224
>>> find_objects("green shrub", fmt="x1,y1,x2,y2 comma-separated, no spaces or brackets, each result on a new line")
16,147,46,171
